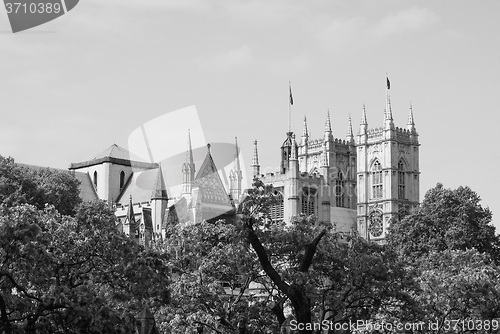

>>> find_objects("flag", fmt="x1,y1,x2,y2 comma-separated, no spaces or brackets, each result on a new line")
386,76,391,90
289,82,294,105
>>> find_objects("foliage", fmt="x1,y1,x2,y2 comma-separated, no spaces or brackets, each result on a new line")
0,201,170,333
0,155,82,216
387,183,499,262
155,180,415,333
412,249,500,333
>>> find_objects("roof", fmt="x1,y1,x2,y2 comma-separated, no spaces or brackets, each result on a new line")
151,167,168,200
69,144,158,170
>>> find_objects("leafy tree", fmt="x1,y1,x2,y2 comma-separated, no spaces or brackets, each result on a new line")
236,181,415,334
0,201,170,333
387,183,499,262
0,155,82,216
411,249,500,333
156,180,415,333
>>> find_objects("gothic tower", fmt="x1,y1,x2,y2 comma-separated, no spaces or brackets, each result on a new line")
356,87,420,242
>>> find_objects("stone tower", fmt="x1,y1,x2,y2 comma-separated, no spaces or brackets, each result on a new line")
356,86,420,242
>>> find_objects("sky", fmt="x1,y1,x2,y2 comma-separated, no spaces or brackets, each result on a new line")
0,1,499,228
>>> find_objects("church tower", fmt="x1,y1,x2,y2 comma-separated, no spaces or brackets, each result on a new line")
356,82,420,242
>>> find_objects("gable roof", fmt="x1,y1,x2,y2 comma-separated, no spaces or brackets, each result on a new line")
194,147,232,207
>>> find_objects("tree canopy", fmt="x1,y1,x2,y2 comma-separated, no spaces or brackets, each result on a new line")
387,183,499,262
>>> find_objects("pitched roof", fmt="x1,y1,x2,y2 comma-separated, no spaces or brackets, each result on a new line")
193,145,234,220
69,144,158,170
194,147,232,206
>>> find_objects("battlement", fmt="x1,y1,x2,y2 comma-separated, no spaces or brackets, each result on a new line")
362,126,418,144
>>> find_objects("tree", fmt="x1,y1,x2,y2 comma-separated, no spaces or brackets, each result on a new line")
154,180,414,333
236,181,416,334
412,249,500,333
387,183,499,262
0,155,82,216
0,201,170,333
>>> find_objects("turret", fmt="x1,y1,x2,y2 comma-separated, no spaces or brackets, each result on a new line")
182,130,196,195
280,132,294,174
251,140,260,178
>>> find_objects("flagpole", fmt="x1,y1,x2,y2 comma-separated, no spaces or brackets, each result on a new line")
289,81,293,133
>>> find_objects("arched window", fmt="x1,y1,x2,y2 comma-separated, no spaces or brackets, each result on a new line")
93,171,98,189
119,171,125,190
398,161,405,199
270,188,284,222
372,161,382,199
301,187,316,216
336,171,345,207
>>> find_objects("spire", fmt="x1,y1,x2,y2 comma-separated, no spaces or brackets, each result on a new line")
229,137,243,202
251,140,260,177
151,166,168,200
361,103,367,125
385,75,394,129
325,109,332,133
346,114,354,142
407,102,416,132
302,116,308,137
324,109,332,143
233,137,241,172
186,129,194,166
182,130,196,195
127,194,136,225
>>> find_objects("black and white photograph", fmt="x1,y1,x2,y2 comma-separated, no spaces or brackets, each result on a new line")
0,1,499,333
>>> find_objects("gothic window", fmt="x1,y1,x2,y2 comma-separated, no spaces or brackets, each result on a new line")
398,161,405,199
119,171,125,190
368,210,383,237
93,171,98,189
335,171,345,207
372,161,383,199
301,187,316,216
270,189,284,222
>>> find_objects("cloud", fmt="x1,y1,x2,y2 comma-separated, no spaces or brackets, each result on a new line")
372,7,439,39
315,17,365,50
199,45,253,72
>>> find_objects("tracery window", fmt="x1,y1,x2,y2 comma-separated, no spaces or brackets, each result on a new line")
270,188,284,222
398,161,405,199
301,187,316,216
372,161,383,199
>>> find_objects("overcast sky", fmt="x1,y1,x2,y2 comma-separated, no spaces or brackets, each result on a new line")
1,0,499,228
